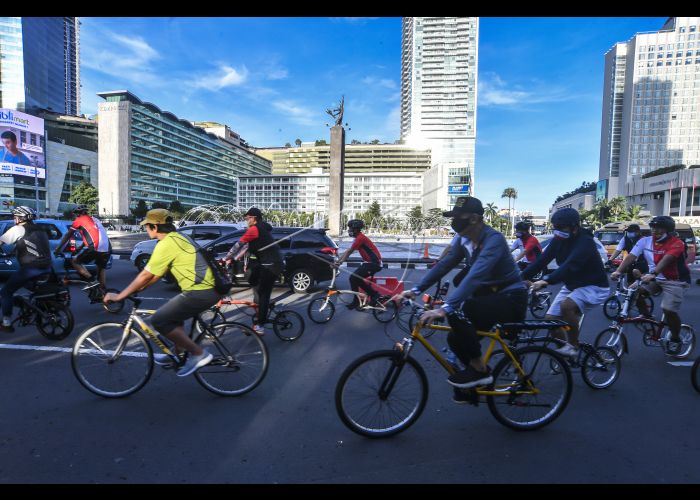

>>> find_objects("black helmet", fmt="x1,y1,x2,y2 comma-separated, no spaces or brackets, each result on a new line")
550,208,580,228
649,215,675,232
347,219,364,231
72,204,89,215
626,223,641,233
12,206,37,221
514,221,531,231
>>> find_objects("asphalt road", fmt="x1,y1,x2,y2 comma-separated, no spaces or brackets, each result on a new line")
0,260,699,483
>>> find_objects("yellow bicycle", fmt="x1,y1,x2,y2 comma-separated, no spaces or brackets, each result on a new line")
335,304,574,437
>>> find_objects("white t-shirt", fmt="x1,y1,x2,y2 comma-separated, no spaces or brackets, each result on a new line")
629,236,660,278
0,225,26,246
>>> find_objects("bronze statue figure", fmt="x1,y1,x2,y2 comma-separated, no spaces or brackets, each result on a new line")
325,95,345,126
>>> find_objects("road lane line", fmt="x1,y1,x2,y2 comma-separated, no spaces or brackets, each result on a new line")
0,343,72,353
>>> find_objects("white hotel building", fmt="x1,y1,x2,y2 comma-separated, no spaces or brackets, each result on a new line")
598,17,700,222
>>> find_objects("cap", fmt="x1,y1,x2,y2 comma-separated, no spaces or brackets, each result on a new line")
244,207,263,219
443,196,484,217
140,208,173,226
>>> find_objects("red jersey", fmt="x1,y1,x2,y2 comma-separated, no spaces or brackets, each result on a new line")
351,232,382,264
631,235,690,283
71,215,108,251
522,234,542,263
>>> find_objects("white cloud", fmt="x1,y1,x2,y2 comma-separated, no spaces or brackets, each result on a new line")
272,100,317,126
384,105,401,139
266,67,289,80
362,76,397,90
329,17,379,24
479,73,576,107
190,64,249,91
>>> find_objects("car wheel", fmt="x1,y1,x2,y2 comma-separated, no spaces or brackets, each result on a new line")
290,268,314,294
134,254,150,272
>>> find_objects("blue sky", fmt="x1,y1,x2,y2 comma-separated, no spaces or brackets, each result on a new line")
81,16,669,215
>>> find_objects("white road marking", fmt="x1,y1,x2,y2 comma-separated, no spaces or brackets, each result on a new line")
667,361,695,367
0,343,72,353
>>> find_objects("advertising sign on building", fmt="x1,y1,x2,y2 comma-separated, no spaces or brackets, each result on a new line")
0,108,46,179
596,179,608,202
448,184,470,194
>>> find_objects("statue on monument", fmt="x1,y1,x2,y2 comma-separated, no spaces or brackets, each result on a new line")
325,95,345,127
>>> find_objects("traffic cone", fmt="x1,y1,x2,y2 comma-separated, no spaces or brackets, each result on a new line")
423,243,429,259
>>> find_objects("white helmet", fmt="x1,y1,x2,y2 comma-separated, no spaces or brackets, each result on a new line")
12,206,37,222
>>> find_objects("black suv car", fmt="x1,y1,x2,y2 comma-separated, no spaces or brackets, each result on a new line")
206,227,338,293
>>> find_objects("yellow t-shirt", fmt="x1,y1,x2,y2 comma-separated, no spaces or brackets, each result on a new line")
145,232,215,291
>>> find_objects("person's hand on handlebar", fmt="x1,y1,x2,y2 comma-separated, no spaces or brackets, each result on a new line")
420,307,446,325
395,290,416,302
610,270,622,281
530,280,549,291
103,292,121,304
640,273,657,283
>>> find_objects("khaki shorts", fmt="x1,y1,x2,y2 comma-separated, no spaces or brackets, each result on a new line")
642,280,689,313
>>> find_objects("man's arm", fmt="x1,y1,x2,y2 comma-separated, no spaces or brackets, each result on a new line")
521,239,556,281
113,269,159,301
412,241,465,294
335,247,354,266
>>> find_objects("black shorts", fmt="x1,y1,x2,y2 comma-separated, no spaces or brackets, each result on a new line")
74,247,111,270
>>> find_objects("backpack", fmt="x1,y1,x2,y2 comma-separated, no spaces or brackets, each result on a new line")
179,234,234,295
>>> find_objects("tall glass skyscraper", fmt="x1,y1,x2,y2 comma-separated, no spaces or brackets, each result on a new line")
0,17,80,115
401,17,478,209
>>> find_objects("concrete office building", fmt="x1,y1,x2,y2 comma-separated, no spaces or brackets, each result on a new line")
97,90,271,216
238,169,424,218
598,17,700,219
401,17,478,209
0,17,80,116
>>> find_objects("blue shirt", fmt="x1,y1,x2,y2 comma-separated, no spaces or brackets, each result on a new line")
0,148,31,166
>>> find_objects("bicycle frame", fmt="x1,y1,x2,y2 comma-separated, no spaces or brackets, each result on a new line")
110,303,177,363
319,268,392,311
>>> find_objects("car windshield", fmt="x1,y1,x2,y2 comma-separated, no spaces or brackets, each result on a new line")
596,232,623,245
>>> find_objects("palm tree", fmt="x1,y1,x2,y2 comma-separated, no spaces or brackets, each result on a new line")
484,202,499,225
626,204,643,221
608,196,628,221
294,138,302,148
501,187,518,235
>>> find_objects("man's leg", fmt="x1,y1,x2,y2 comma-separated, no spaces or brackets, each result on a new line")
557,298,583,346
72,249,95,280
356,263,382,303
0,269,31,326
348,264,375,307
254,268,276,326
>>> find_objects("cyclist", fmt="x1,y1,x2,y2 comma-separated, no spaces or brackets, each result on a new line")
224,207,284,335
522,208,609,357
611,216,690,355
55,205,112,290
510,221,542,271
103,209,219,376
334,219,383,310
399,196,527,397
0,206,52,332
608,223,649,281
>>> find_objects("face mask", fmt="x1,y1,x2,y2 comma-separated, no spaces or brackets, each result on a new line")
451,217,473,234
553,229,571,240
626,232,637,239
515,232,523,238
655,232,668,243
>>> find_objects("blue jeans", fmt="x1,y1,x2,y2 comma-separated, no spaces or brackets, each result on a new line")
1,266,52,318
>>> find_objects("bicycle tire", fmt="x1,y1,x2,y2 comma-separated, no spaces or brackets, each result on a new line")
407,309,441,338
486,345,572,431
691,357,700,394
193,322,269,397
529,293,551,319
272,310,305,341
335,350,429,438
191,308,227,337
71,322,153,398
372,296,397,323
581,346,621,390
102,288,125,314
307,296,335,324
662,324,696,359
36,300,74,340
594,327,627,358
602,296,622,320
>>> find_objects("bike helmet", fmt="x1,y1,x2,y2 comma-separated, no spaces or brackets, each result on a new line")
648,215,675,232
626,223,641,233
72,204,89,215
550,208,580,229
12,206,37,222
347,219,365,237
514,221,531,231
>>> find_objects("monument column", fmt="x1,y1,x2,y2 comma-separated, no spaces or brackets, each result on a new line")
329,125,345,237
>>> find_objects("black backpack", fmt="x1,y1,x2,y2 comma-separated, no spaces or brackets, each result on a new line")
180,234,234,295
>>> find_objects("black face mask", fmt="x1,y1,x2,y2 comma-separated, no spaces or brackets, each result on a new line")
451,217,473,234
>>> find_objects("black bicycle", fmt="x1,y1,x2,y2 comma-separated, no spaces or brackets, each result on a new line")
11,273,74,340
60,254,124,313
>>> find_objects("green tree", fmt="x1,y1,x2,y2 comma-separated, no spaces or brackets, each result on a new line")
366,201,381,220
314,139,327,146
370,139,380,145
169,200,185,217
131,199,148,219
284,142,292,148
407,205,424,232
350,139,361,145
151,201,168,210
294,138,302,148
608,196,628,220
484,202,499,225
501,187,518,235
68,181,99,214
626,204,643,221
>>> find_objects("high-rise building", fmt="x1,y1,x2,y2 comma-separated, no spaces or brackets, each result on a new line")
600,17,700,218
400,17,478,210
97,90,271,216
0,17,81,116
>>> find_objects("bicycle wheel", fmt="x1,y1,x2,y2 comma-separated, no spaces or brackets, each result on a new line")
102,288,125,314
36,300,74,340
691,357,700,394
602,296,622,320
194,322,269,396
487,346,572,431
407,309,441,338
529,293,551,319
662,325,696,359
272,310,305,341
71,322,153,398
335,350,428,438
372,296,397,323
192,308,226,336
307,296,335,324
581,346,621,389
594,327,627,358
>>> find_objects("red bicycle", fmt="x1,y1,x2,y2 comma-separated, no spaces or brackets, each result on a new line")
595,279,695,359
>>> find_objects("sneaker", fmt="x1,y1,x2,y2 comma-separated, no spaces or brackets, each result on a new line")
665,339,682,355
153,352,180,366
252,324,265,336
451,388,473,405
0,324,14,333
447,366,493,389
176,350,213,377
554,343,579,358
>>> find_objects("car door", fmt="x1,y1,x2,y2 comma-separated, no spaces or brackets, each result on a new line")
191,226,222,247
